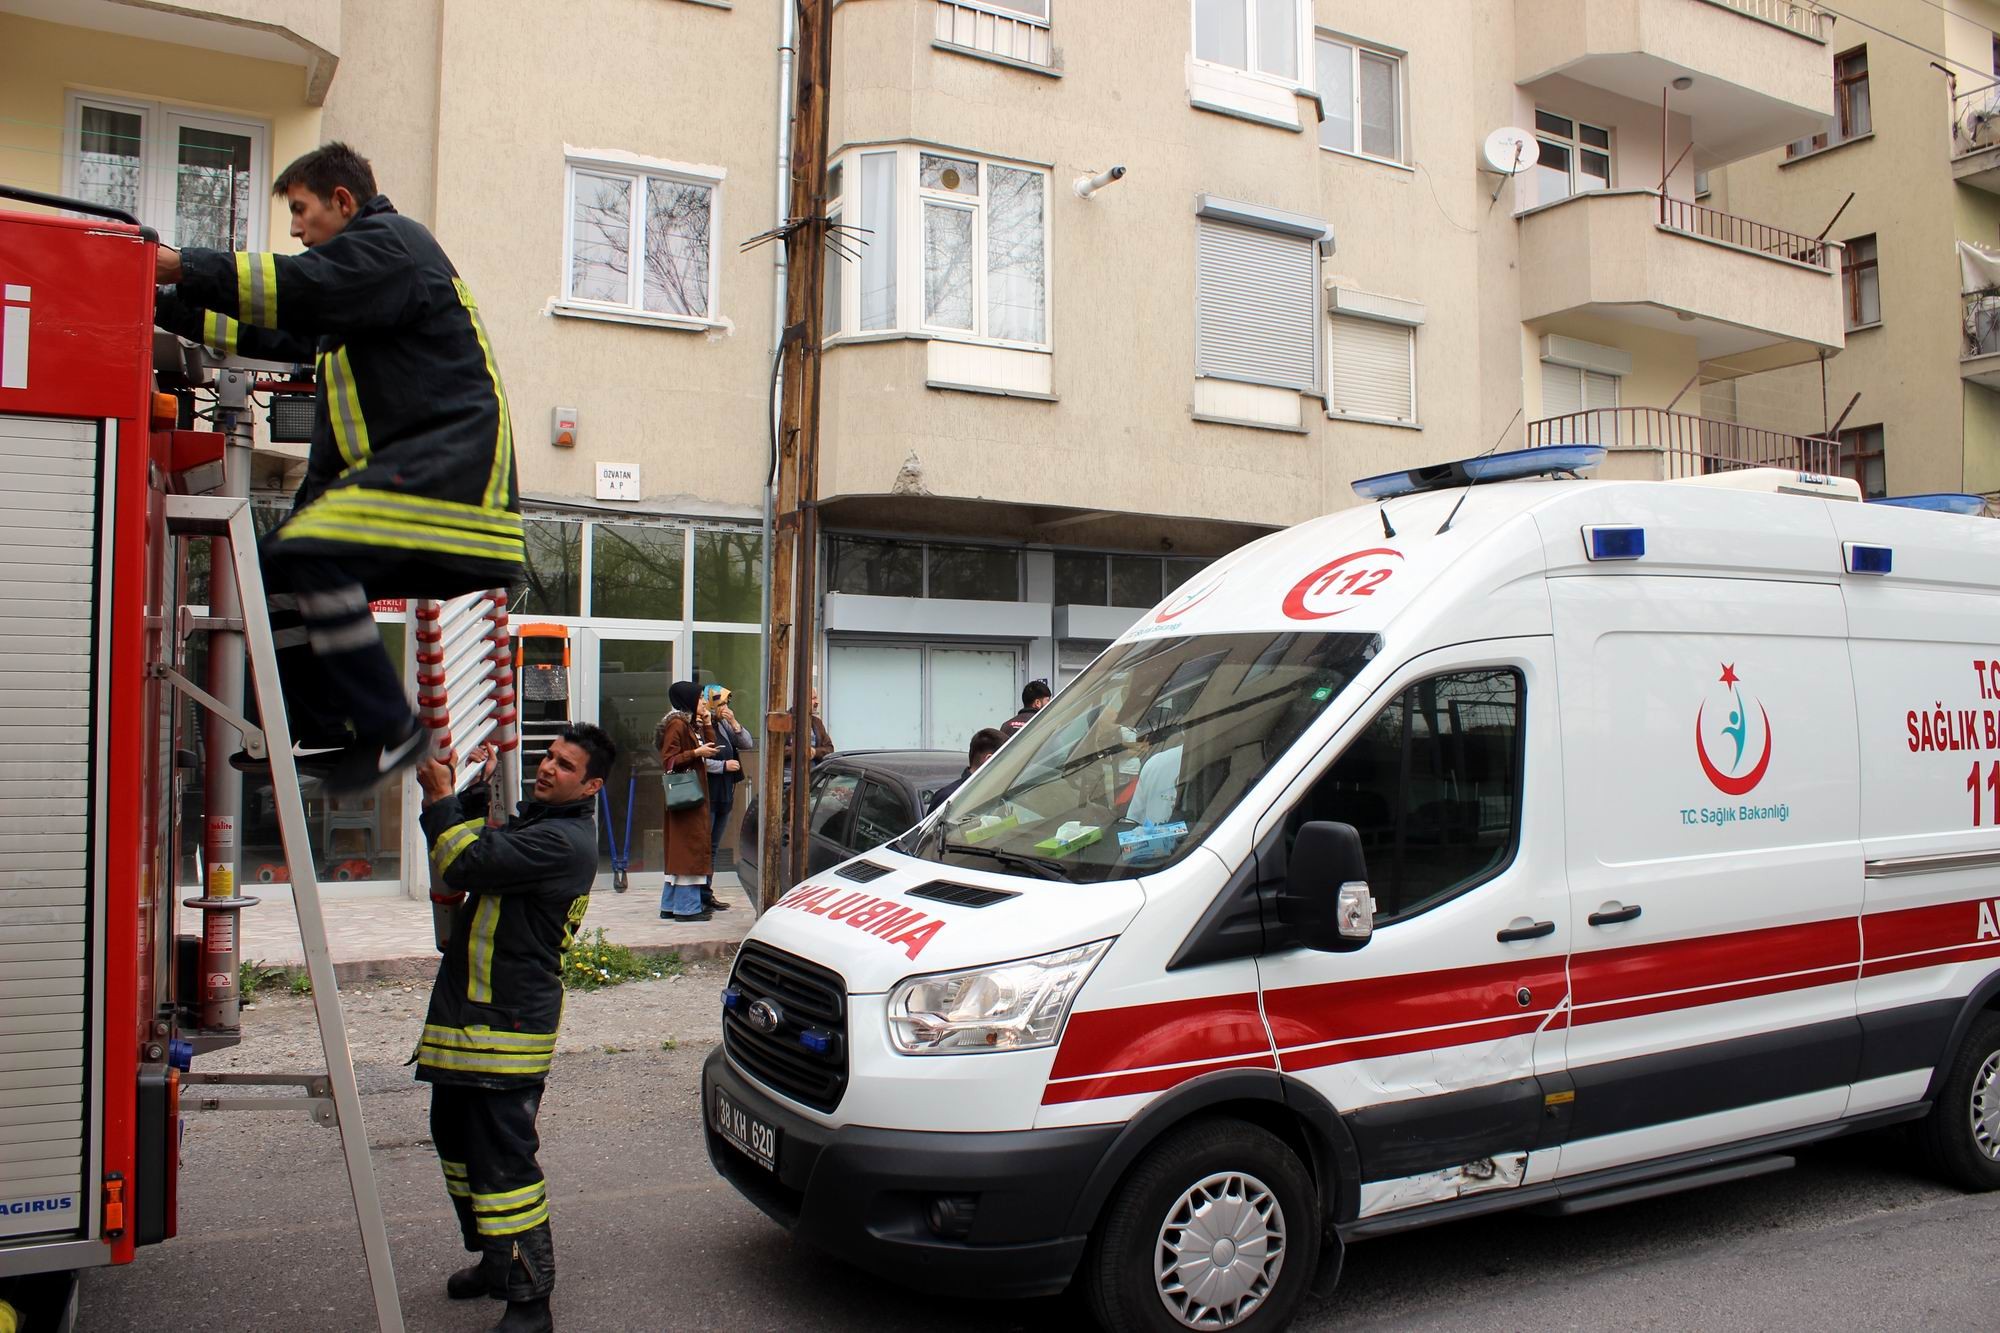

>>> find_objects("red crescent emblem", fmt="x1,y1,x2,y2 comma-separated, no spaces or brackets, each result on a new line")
1695,701,1773,796
1282,548,1402,621
1155,578,1221,625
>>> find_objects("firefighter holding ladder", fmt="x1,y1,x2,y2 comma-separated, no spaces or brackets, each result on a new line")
152,141,524,792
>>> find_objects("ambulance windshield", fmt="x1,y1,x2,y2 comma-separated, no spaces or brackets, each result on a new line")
900,631,1380,883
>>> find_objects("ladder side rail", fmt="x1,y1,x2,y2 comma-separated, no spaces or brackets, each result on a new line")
222,502,405,1333
486,590,524,821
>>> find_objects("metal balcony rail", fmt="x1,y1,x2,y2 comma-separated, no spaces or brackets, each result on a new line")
1529,407,1840,479
935,1,1053,67
1701,0,1831,40
1965,288,2000,358
1954,83,2000,156
1657,193,1832,270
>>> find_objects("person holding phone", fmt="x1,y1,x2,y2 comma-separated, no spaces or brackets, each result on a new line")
700,684,755,913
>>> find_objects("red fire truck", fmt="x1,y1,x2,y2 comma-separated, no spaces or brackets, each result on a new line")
0,194,186,1327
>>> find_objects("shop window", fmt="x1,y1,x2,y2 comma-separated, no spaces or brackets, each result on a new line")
694,529,763,623
1110,556,1163,609
926,543,1021,601
592,522,685,620
1055,552,1109,606
1284,668,1522,922
518,520,583,616
829,536,924,598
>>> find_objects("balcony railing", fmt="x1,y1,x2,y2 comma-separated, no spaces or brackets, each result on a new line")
1529,408,1839,479
1954,84,2000,157
1656,194,1832,270
935,1,1053,68
1966,289,2000,357
1700,0,1831,40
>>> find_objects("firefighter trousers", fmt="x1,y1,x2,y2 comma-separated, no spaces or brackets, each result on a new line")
430,1082,557,1301
259,534,413,744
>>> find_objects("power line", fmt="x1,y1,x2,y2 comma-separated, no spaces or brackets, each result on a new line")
1813,0,1997,93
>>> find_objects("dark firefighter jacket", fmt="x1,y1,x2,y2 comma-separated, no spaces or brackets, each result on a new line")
151,195,522,597
416,783,595,1090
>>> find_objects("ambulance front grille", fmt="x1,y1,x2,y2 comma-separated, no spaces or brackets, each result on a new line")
723,942,848,1113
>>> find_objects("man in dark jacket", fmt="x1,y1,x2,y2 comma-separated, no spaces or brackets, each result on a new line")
153,141,523,791
1002,679,1053,734
928,726,1006,812
414,723,612,1333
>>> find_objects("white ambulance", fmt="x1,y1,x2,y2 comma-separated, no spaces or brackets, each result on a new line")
703,447,2000,1333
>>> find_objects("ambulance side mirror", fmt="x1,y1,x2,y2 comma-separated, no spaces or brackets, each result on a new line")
1279,821,1374,952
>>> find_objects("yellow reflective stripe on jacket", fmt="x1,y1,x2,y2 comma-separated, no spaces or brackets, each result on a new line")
421,1023,557,1053
305,486,523,537
472,1181,544,1212
472,1185,549,1237
324,347,370,475
431,818,486,878
417,1046,554,1077
454,279,514,514
439,1158,471,1198
276,513,525,563
234,252,279,328
466,896,500,1004
201,310,239,357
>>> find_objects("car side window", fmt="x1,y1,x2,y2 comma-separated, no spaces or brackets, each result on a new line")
1284,668,1523,923
851,780,913,850
808,772,860,845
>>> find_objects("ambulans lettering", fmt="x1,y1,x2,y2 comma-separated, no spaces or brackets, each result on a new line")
771,885,947,959
1979,899,2000,941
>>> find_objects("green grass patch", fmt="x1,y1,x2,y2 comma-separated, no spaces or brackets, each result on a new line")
562,929,681,992
240,960,310,996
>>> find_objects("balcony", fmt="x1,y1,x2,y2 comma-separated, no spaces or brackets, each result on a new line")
1517,0,1832,166
1963,289,2000,390
933,1,1053,70
5,0,341,102
1951,85,2000,194
1518,188,1844,375
1529,407,1839,480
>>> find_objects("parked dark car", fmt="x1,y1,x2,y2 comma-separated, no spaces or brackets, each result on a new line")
736,749,964,898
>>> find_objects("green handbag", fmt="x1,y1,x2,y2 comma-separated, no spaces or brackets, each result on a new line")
662,766,706,811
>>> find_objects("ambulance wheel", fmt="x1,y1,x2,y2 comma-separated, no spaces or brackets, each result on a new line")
1916,1009,2000,1191
1080,1117,1319,1333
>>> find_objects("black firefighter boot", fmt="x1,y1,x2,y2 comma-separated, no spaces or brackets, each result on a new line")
446,1242,510,1301
490,1223,556,1332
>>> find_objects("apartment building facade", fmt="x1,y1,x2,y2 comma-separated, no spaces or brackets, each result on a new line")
0,0,1845,891
1710,0,2000,503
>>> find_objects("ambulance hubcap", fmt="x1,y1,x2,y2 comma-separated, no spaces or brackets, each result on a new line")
1972,1051,2000,1160
1154,1170,1285,1329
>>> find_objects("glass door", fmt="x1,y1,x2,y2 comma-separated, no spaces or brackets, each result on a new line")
582,629,680,874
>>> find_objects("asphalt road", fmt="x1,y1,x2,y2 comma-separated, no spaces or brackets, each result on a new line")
79,970,2000,1332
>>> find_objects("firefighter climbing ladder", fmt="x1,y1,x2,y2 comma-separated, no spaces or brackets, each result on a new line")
160,493,407,1332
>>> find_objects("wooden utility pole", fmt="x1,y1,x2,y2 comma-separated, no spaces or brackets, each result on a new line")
759,0,831,908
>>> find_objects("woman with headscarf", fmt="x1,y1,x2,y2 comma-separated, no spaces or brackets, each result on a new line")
656,680,718,921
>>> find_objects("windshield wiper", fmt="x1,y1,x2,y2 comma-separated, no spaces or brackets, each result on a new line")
941,841,1071,882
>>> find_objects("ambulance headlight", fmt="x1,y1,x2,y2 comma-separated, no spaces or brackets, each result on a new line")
886,940,1112,1055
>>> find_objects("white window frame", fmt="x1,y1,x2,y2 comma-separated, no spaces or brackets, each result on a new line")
950,0,1051,23
1190,0,1309,87
1533,110,1613,206
557,149,726,330
824,144,1052,353
1314,32,1406,165
62,92,270,249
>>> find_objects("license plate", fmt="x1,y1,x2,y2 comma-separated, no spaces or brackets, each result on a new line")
712,1084,779,1173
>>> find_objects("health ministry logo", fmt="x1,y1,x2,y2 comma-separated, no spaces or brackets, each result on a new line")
1695,663,1773,796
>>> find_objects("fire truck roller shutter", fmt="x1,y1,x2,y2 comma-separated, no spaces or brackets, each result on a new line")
0,414,97,1246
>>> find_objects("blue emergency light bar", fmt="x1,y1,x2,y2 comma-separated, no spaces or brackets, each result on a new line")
1868,493,1987,515
1352,444,1607,500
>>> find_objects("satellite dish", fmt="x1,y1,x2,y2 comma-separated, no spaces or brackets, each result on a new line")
1482,127,1540,175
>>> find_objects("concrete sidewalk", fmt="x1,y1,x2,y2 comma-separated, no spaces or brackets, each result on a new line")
183,871,753,985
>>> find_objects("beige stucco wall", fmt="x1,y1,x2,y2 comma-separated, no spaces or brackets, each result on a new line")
318,0,439,222
428,0,780,517
1718,0,1982,494
0,12,322,252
